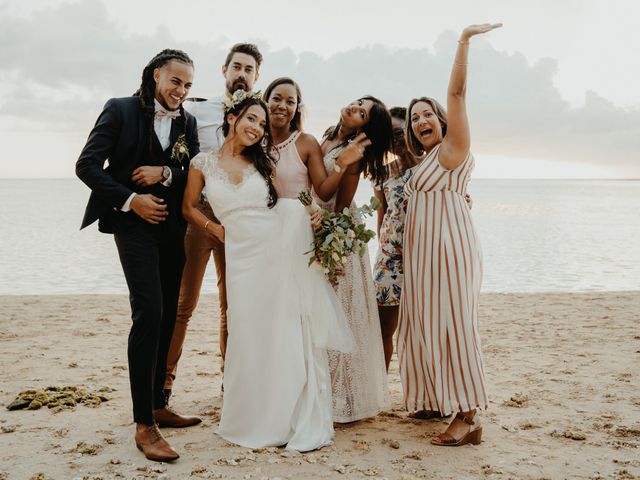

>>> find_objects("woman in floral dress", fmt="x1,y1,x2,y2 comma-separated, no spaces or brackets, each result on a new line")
372,107,419,371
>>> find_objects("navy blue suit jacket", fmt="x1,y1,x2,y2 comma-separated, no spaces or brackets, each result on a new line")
76,96,199,233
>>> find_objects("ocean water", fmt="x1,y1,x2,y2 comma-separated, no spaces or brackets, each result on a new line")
0,179,638,294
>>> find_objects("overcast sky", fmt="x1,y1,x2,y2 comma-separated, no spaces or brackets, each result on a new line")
1,0,639,178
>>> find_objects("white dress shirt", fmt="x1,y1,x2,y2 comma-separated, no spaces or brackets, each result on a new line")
121,100,175,211
183,96,225,154
154,99,174,151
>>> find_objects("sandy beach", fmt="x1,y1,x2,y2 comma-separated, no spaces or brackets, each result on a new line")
0,292,638,480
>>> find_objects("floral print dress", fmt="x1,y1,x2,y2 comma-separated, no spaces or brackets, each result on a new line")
373,167,415,306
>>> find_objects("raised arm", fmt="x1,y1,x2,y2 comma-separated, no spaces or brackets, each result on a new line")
306,133,371,202
334,163,361,213
439,23,502,170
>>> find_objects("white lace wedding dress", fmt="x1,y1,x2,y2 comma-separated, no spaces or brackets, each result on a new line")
314,146,390,423
191,152,353,451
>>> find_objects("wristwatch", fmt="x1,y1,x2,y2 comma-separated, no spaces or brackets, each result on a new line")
162,166,171,181
334,163,342,173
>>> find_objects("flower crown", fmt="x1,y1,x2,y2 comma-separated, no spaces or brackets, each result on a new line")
222,89,263,113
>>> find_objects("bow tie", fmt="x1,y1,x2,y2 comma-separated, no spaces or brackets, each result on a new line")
155,107,181,120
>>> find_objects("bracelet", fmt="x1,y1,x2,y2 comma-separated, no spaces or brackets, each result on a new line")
458,40,469,45
203,220,210,232
455,63,468,66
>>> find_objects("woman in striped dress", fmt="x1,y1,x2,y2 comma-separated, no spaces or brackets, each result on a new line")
398,22,501,447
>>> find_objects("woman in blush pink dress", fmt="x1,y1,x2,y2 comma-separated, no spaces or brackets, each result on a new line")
398,23,502,447
263,77,364,201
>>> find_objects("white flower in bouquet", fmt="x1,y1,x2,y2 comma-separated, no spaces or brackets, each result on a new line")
298,190,380,285
310,261,324,273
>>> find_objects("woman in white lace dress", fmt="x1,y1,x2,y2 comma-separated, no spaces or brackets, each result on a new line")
182,95,353,451
315,96,394,422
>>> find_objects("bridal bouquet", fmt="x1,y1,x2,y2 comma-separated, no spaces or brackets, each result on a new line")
298,190,380,285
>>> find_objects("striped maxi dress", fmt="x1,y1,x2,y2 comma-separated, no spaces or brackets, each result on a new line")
398,144,489,415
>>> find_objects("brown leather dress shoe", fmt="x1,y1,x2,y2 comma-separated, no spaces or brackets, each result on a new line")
135,423,179,462
154,406,202,428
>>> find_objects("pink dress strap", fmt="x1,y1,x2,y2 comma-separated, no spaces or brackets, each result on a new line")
274,131,309,199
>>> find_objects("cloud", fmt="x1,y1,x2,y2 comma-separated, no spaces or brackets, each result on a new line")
1,0,638,177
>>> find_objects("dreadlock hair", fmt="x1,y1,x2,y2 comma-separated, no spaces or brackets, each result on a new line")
222,97,278,208
326,95,392,187
133,49,194,161
262,77,305,132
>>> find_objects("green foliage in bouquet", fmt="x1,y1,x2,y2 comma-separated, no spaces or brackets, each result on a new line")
299,191,380,285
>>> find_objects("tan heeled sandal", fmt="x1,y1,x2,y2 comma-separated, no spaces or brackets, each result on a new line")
431,412,482,446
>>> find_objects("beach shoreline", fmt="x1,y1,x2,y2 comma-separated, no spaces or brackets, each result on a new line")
0,292,638,479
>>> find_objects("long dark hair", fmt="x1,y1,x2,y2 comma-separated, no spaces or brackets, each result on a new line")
327,95,392,187
133,49,194,160
386,106,418,178
222,97,278,208
262,77,304,132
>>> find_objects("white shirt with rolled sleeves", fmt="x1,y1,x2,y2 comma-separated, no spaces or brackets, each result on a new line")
183,96,225,203
183,96,225,154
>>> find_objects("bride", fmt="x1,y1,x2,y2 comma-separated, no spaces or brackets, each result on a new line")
181,93,353,451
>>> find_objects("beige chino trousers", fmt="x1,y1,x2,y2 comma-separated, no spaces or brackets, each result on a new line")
165,199,227,390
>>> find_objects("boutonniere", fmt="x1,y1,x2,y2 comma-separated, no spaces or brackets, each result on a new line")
171,134,189,164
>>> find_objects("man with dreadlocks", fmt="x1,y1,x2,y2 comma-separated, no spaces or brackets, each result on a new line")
76,48,201,462
164,43,263,398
